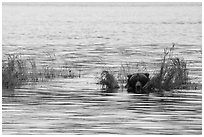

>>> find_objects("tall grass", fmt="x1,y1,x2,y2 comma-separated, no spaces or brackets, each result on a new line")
2,54,28,89
149,46,188,91
2,53,81,89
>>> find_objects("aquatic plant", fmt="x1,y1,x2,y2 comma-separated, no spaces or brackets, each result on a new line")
28,59,39,82
2,53,81,89
149,46,188,92
99,70,119,90
2,54,28,89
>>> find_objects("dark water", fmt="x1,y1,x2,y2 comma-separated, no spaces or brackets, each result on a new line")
2,3,202,135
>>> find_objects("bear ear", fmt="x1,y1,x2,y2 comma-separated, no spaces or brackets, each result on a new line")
127,74,133,79
144,73,149,78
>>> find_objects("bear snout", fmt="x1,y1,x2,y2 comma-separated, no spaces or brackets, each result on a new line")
135,81,142,92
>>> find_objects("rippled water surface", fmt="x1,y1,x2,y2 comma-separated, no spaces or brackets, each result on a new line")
2,3,202,135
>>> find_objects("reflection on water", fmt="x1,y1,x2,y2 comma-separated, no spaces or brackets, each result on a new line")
2,77,202,135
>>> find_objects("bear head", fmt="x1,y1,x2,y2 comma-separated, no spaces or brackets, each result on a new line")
126,73,150,93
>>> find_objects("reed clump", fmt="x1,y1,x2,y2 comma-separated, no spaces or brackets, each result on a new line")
149,46,188,91
99,70,119,90
2,54,28,89
150,58,188,91
2,53,81,89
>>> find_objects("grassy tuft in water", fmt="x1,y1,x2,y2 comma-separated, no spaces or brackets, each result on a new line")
2,53,81,89
2,54,28,89
150,52,188,91
99,70,119,90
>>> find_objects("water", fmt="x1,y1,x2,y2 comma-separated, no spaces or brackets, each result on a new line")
2,3,202,135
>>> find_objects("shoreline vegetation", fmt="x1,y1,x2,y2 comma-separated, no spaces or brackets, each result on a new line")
2,45,201,91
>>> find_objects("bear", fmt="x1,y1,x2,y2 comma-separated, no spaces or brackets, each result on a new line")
125,73,150,94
